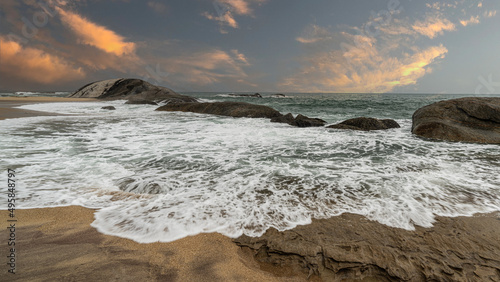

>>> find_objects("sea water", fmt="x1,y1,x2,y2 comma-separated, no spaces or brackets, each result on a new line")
1,93,499,243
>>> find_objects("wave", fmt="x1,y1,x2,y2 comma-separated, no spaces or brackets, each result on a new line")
1,99,499,243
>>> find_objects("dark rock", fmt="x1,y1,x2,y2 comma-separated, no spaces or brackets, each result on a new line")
68,78,197,104
295,114,327,128
328,117,400,131
234,213,500,281
101,106,116,110
228,93,263,98
270,113,295,125
412,97,500,143
271,113,326,128
125,99,158,105
156,102,282,119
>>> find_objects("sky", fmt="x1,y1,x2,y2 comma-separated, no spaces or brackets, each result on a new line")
0,0,499,94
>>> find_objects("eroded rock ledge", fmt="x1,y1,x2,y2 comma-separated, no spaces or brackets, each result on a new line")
234,213,500,281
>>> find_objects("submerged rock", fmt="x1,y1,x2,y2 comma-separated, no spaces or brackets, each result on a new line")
68,78,197,104
125,99,158,105
101,106,116,110
234,213,500,281
156,102,282,119
327,117,400,131
412,97,500,143
228,93,263,98
270,93,287,98
271,113,327,128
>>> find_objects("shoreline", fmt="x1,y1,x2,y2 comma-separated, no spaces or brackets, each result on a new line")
0,97,98,120
2,206,498,281
2,96,499,280
1,206,303,281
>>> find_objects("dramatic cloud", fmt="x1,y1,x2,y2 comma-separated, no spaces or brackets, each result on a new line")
412,17,456,39
203,0,266,33
0,37,85,84
283,9,453,93
57,7,136,56
281,42,448,93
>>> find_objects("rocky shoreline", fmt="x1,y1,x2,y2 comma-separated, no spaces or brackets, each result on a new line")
70,79,500,141
64,79,500,281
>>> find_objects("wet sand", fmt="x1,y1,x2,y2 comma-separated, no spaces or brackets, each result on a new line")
1,206,306,281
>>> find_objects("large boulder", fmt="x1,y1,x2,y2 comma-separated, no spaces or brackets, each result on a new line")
156,102,282,119
68,78,197,104
234,213,500,281
271,113,327,128
412,97,500,143
328,117,400,131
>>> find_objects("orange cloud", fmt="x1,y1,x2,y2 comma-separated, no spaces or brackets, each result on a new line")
460,16,480,26
203,0,266,32
231,49,250,65
0,37,85,84
218,0,266,15
57,7,136,56
282,32,448,93
203,11,238,28
412,17,456,38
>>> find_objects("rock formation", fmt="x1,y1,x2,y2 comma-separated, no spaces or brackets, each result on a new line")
68,78,197,104
271,113,326,127
156,102,282,119
235,213,500,281
412,97,500,143
328,117,400,131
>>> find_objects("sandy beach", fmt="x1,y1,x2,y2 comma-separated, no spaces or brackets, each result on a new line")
1,97,499,281
1,206,307,281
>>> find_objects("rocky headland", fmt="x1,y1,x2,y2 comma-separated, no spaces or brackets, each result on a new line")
68,78,197,104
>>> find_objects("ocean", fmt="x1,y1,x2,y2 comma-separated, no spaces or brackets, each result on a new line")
1,92,500,243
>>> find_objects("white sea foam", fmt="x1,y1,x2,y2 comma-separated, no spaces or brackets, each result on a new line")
1,101,499,243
